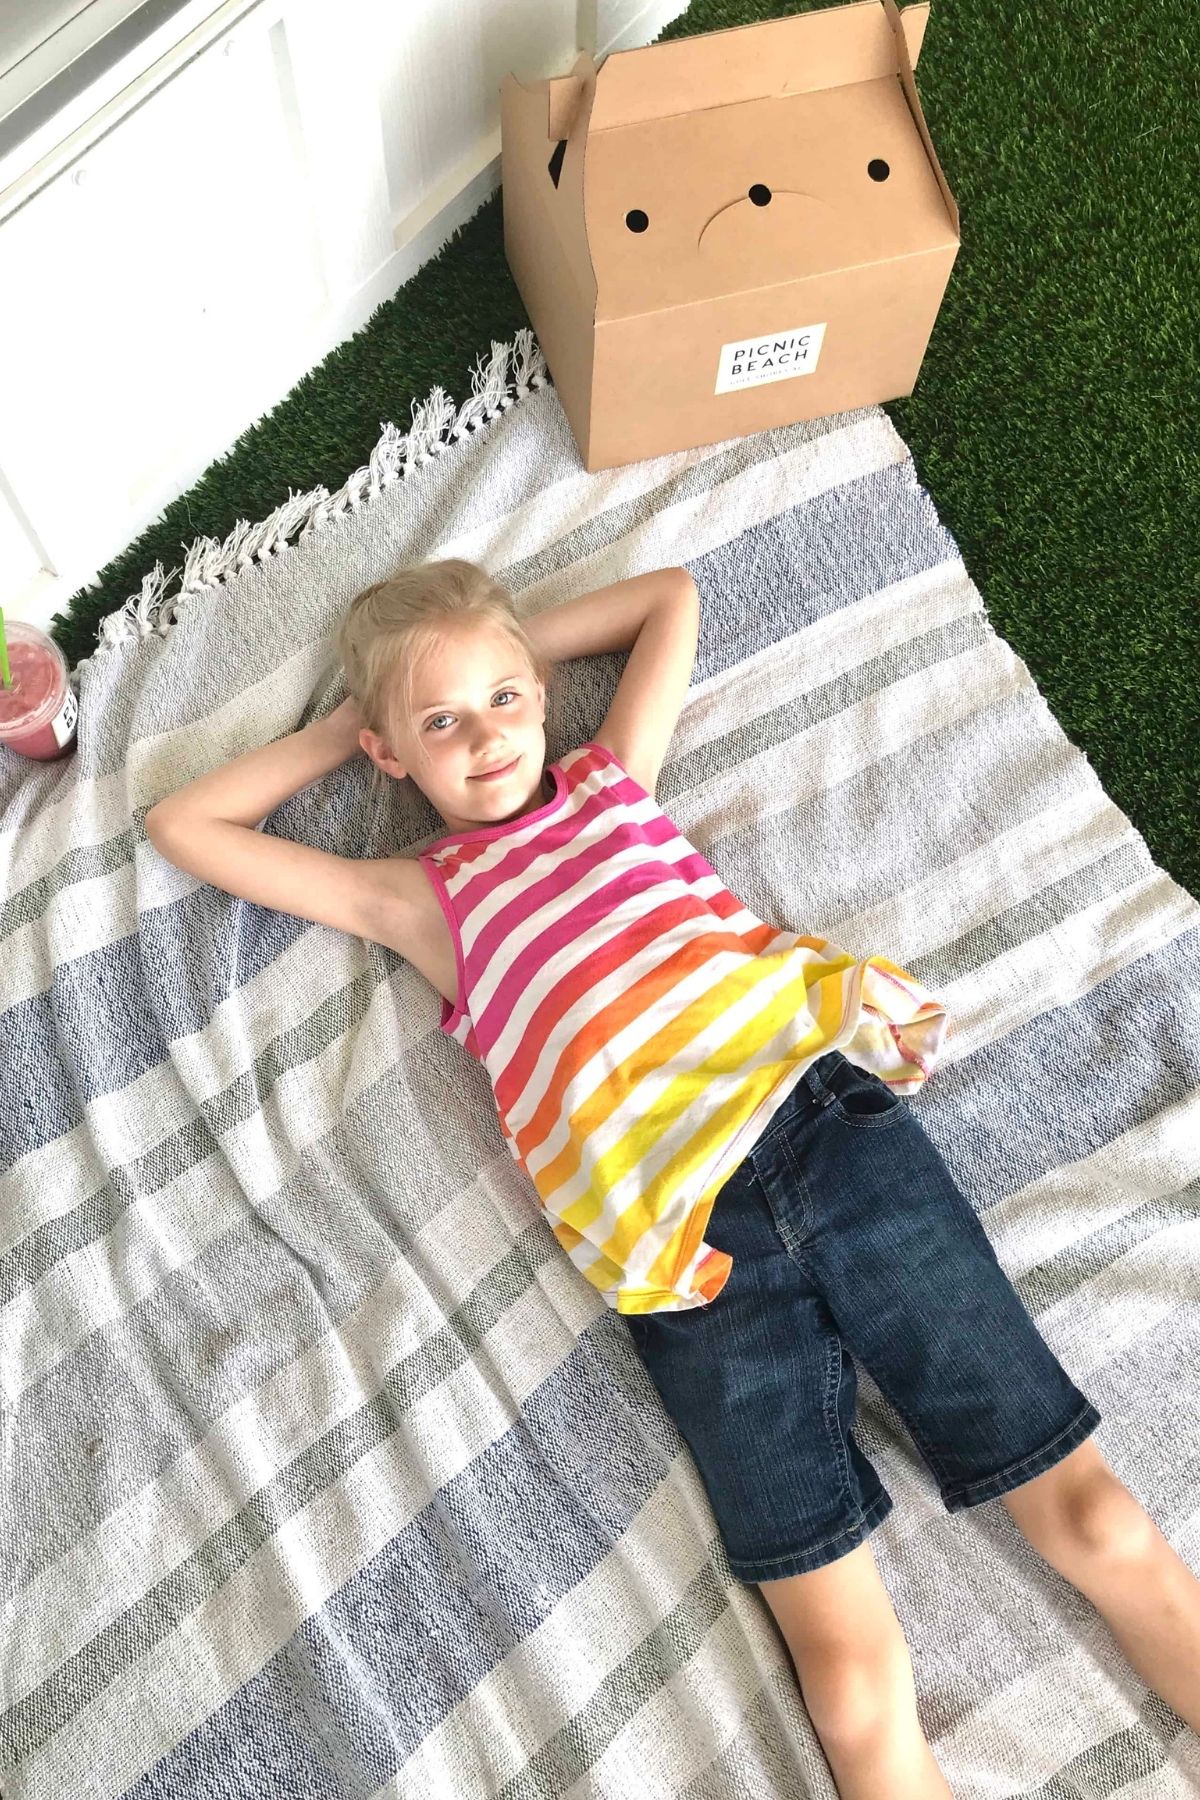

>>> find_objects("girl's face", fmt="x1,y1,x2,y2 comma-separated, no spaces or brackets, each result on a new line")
363,622,549,834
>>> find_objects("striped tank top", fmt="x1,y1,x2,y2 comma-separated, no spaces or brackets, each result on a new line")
417,741,950,1316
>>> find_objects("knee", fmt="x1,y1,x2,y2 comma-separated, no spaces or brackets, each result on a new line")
1012,1463,1158,1570
1060,1473,1158,1563
795,1630,918,1753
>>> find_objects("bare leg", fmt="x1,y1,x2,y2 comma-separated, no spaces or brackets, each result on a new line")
758,1540,953,1799
1001,1438,1200,1733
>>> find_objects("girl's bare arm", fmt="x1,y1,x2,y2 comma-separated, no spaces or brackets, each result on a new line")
523,567,694,663
147,698,364,831
143,701,399,944
525,568,700,796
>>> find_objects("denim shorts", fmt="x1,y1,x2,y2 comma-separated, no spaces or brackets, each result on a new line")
625,1050,1102,1586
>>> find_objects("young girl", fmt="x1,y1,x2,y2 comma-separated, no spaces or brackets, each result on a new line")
145,556,1200,1799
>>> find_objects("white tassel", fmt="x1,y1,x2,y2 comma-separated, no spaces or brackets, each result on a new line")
73,327,554,678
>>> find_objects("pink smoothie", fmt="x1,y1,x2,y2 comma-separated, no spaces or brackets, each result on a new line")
0,625,78,760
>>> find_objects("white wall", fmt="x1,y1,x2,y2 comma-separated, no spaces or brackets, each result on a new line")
0,0,685,634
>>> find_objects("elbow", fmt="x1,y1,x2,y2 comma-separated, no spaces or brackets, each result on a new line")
144,803,191,857
143,806,176,863
144,803,174,844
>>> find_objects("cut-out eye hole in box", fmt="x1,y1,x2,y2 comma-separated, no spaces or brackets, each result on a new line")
500,0,960,472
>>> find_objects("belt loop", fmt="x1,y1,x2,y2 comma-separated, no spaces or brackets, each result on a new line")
803,1056,838,1110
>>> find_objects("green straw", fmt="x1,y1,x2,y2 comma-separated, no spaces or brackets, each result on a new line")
0,607,10,689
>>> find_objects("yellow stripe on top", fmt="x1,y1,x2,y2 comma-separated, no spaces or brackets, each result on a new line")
417,742,950,1315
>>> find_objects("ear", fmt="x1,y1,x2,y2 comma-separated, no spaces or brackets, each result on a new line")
359,727,408,783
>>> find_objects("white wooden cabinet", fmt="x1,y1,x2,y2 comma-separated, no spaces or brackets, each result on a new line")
0,0,682,633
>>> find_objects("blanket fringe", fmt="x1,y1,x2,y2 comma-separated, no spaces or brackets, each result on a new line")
69,328,551,691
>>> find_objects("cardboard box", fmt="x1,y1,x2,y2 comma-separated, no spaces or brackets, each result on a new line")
500,0,960,472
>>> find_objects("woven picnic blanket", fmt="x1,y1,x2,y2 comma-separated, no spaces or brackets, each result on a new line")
2,328,1198,1797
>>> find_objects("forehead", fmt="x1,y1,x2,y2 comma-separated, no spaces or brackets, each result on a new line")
410,625,528,704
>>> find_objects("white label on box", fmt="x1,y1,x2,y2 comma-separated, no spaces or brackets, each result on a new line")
715,323,827,395
51,685,78,748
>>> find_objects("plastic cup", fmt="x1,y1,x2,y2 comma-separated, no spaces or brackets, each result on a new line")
0,619,79,760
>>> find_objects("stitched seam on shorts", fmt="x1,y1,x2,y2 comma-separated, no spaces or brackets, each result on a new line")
827,1091,908,1129
945,1400,1099,1505
824,1061,907,1129
730,1488,891,1571
770,1130,814,1259
821,1317,858,1525
753,1079,818,1157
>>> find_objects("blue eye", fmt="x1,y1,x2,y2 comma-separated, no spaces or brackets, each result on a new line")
426,690,518,732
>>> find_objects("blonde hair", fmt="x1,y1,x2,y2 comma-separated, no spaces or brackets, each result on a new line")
335,557,553,823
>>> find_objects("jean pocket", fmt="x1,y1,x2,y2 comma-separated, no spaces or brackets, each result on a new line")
818,1056,908,1129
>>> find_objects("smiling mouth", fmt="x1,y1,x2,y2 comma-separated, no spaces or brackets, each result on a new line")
471,757,518,780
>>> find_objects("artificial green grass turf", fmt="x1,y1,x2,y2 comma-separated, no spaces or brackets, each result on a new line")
52,0,1199,896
